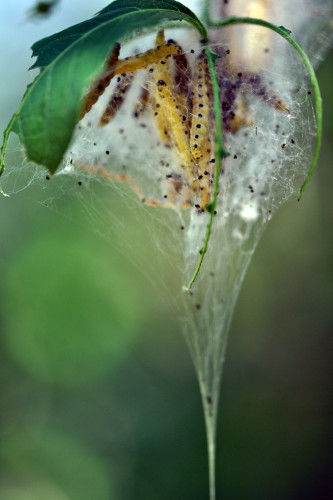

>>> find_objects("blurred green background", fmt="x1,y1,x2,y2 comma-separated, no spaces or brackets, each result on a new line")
0,2,332,499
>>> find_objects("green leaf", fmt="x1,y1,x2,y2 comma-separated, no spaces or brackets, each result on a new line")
0,0,206,175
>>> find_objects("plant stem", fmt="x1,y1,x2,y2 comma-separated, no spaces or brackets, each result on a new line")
206,412,216,500
187,47,226,290
198,375,218,500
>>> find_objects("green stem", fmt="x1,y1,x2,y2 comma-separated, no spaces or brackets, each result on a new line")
187,47,226,289
196,372,217,500
204,397,217,500
202,0,211,26
0,111,18,178
183,304,219,500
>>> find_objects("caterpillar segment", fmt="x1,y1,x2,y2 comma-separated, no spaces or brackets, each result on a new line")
80,43,121,119
79,30,218,210
99,73,134,125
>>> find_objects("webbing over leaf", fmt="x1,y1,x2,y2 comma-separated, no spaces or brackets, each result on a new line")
0,3,322,292
0,0,206,175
